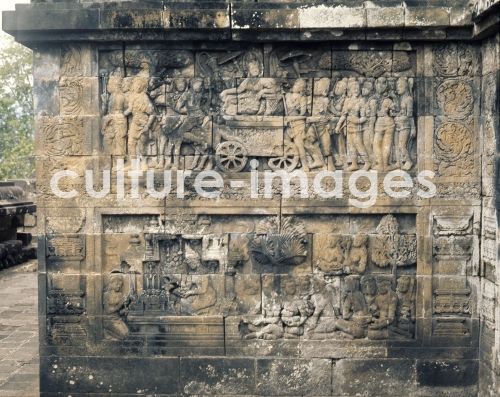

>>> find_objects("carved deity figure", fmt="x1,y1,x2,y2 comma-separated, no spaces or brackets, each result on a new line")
335,276,371,339
394,77,416,171
373,77,396,171
335,79,371,171
124,77,156,157
103,274,131,340
368,278,398,340
348,234,368,274
360,79,377,164
285,79,324,171
244,301,284,340
220,60,282,116
308,78,335,170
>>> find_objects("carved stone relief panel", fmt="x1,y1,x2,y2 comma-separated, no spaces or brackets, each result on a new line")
98,213,417,354
96,46,418,175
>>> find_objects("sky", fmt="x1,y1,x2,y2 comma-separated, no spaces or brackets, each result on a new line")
0,0,30,30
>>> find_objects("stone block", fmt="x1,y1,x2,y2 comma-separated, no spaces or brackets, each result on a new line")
416,359,479,387
40,356,180,395
366,6,405,28
180,358,256,395
332,358,416,395
405,7,450,27
256,358,332,396
298,5,366,29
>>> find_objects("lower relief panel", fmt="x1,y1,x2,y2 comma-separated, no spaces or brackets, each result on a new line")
96,213,418,358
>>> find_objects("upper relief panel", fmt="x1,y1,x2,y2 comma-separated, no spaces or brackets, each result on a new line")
97,44,417,175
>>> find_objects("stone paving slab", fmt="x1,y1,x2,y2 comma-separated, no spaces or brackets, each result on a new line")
0,262,39,397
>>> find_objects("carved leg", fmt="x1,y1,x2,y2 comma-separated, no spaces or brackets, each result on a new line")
382,126,395,171
373,131,384,171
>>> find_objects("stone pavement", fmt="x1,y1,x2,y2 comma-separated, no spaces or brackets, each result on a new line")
0,262,39,397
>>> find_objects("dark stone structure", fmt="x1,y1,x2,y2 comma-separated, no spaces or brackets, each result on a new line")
3,1,499,396
0,182,36,270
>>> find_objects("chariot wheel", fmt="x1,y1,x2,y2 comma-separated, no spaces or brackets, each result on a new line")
215,141,248,173
268,143,299,172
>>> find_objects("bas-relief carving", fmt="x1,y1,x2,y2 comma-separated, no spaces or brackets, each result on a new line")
432,44,477,77
40,117,85,156
98,47,417,173
99,214,417,344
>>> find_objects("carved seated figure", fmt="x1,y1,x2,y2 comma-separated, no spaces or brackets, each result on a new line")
220,59,282,116
368,278,398,340
280,278,314,338
335,276,371,339
306,276,339,337
103,274,131,341
244,302,284,340
348,234,368,274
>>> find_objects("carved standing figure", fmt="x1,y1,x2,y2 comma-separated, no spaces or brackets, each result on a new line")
394,77,416,171
285,79,324,171
336,79,371,171
308,78,335,170
102,77,127,156
373,77,396,171
361,79,377,164
329,78,349,168
124,77,156,157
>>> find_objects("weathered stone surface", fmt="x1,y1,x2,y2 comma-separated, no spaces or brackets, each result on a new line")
3,1,500,396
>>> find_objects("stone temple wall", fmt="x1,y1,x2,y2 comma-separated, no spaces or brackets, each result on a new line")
2,1,499,396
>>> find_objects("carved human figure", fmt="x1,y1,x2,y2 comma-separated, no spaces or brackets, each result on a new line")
220,60,282,116
335,276,371,339
285,79,324,171
280,277,314,338
373,77,396,171
244,301,284,340
306,276,339,336
308,78,335,170
102,77,127,156
321,235,346,274
360,79,377,164
368,278,398,339
348,234,368,274
173,78,211,170
336,79,371,171
180,276,217,315
394,77,416,171
103,274,131,340
329,78,349,168
124,77,156,157
361,275,377,314
394,275,415,335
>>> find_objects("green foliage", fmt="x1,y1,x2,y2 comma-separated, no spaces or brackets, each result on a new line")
0,34,34,180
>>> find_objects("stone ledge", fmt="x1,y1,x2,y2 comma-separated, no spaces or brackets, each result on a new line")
3,2,475,40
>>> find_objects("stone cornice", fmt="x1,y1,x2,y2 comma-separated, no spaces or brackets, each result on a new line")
2,1,479,45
